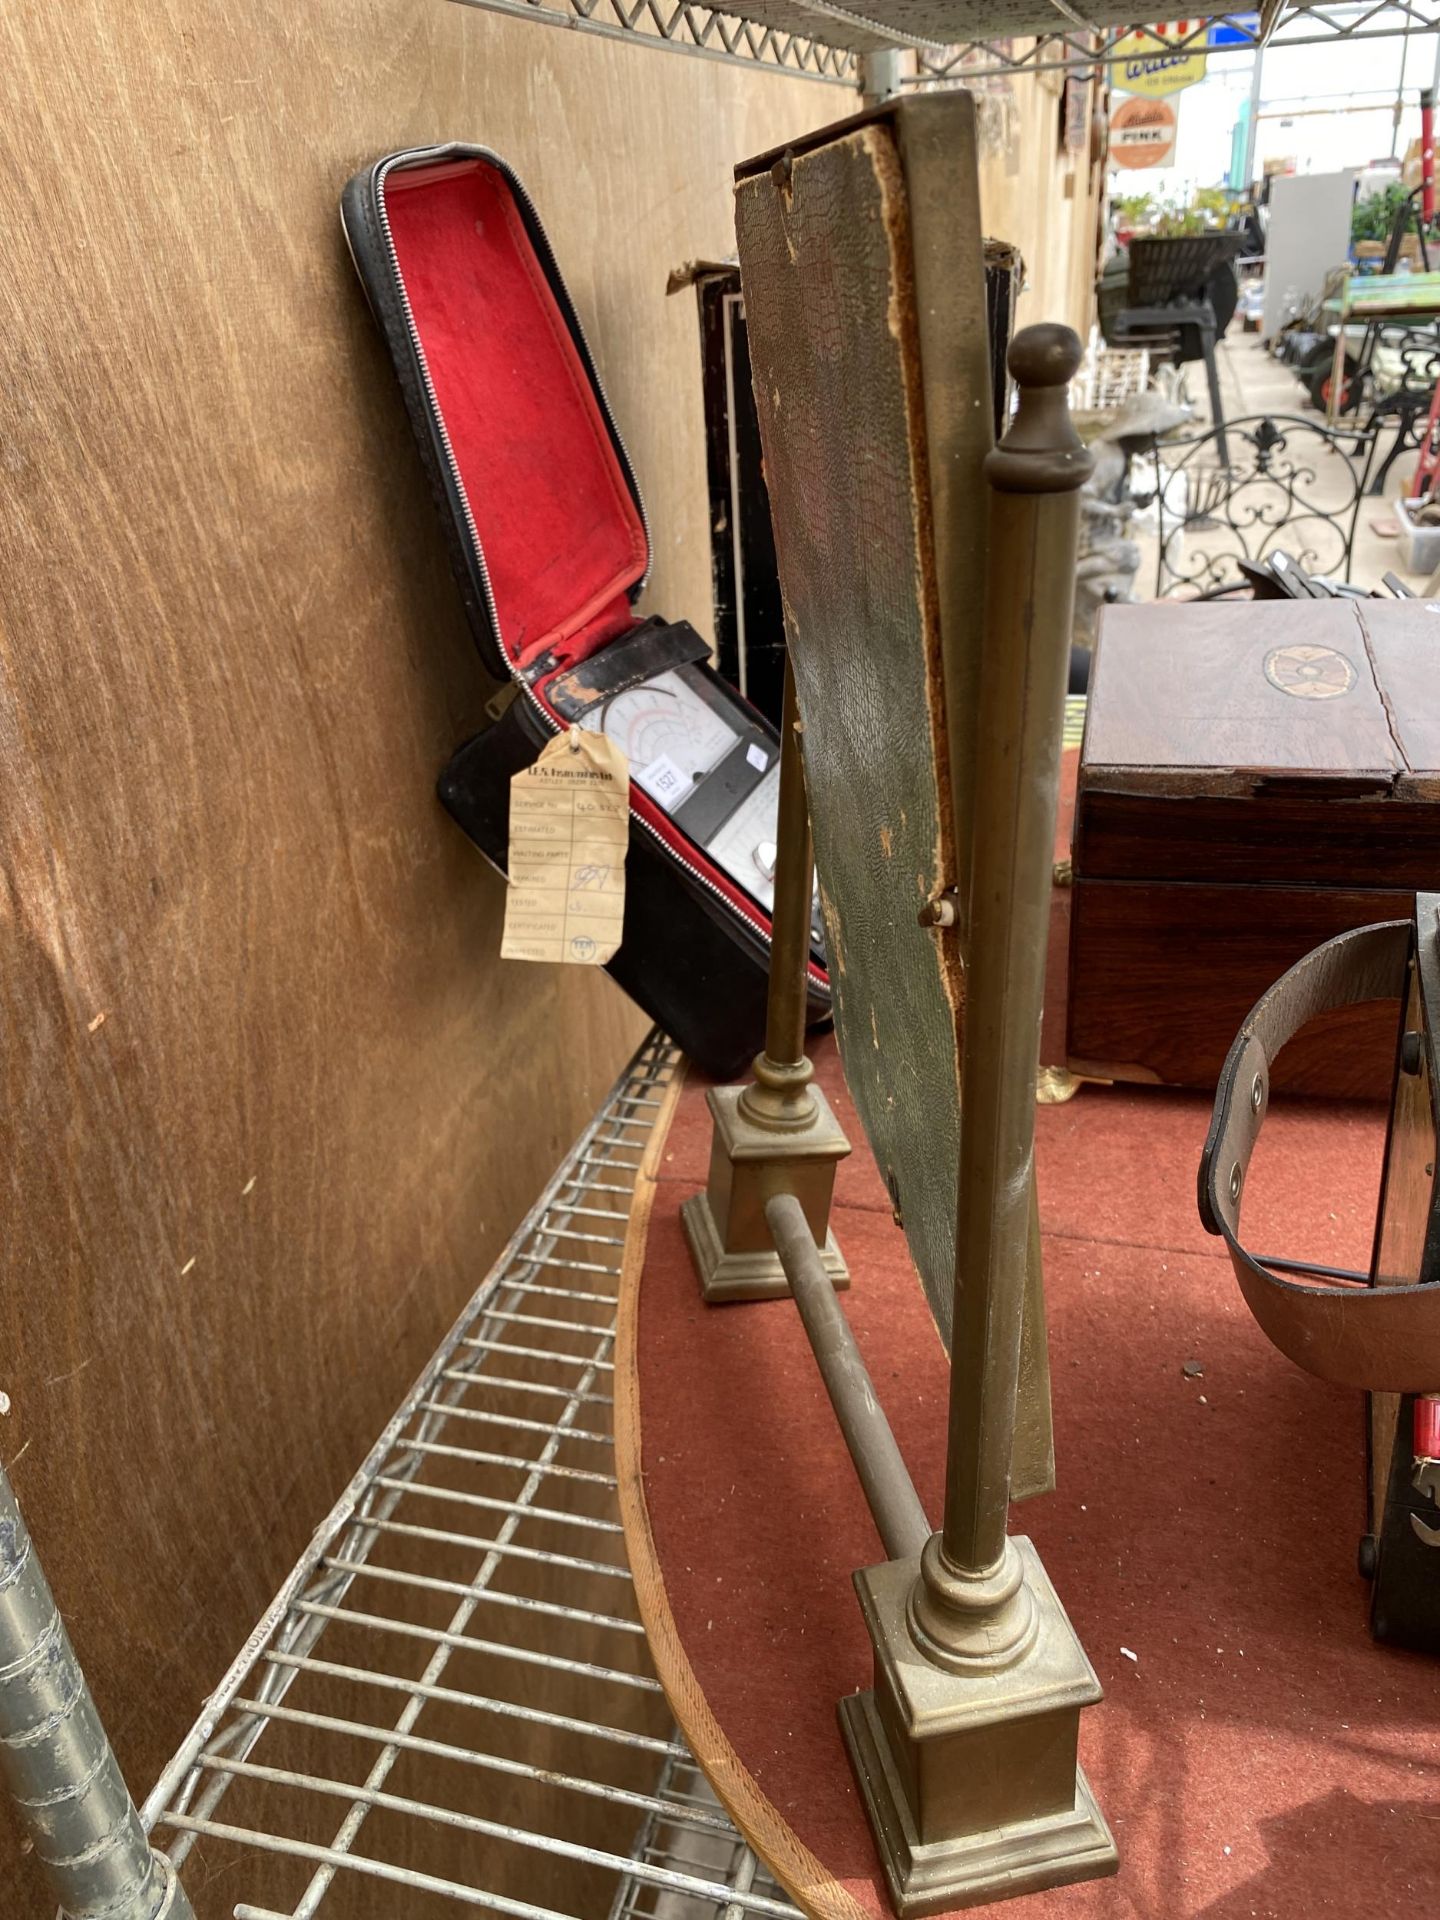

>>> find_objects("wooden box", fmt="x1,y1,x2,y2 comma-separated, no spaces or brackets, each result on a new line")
1067,601,1440,1099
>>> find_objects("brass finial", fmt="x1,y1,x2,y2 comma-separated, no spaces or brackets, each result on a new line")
985,323,1094,495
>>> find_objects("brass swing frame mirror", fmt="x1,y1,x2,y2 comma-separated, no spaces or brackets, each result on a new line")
681,94,1116,1917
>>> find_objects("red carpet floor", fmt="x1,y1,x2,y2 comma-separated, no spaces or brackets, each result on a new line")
634,1035,1440,1916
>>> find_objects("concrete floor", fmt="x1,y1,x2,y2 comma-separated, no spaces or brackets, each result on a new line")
1146,325,1433,597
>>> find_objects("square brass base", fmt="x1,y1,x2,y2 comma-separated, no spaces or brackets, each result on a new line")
681,1189,849,1301
841,1540,1117,1915
680,1080,850,1302
841,1693,1114,1915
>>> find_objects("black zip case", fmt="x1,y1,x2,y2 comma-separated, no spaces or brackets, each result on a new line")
341,144,829,1079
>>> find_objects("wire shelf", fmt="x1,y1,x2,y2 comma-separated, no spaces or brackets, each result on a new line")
914,1,1440,81
606,1757,791,1920
445,0,1440,84
143,1033,797,1920
448,0,862,82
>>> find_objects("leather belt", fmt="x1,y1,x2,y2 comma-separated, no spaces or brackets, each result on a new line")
1199,919,1440,1393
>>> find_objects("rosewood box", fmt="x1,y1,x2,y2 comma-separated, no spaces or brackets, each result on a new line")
1067,600,1440,1098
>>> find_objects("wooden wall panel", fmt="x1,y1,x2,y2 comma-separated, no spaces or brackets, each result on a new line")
0,1,836,1902
973,68,1103,342
0,6,1097,1905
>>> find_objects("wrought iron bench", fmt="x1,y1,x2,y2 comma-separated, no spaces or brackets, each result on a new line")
1144,412,1382,599
1362,320,1440,496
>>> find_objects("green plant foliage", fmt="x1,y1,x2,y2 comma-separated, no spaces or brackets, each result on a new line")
1191,186,1232,218
1351,182,1410,245
1153,204,1208,236
1114,191,1155,226
1116,186,1237,239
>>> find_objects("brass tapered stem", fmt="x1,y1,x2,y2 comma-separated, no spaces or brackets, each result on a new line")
683,658,848,1303
938,326,1092,1584
738,664,817,1129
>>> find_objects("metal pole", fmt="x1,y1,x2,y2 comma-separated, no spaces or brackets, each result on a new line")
1393,26,1412,160
939,326,1093,1580
761,666,812,1080
1243,41,1264,187
682,659,851,1303
765,1193,930,1562
0,1467,195,1920
858,48,905,105
737,664,817,1130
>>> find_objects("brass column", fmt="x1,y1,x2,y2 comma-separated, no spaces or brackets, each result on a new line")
740,669,823,1132
911,322,1093,1667
682,662,851,1300
840,328,1117,1914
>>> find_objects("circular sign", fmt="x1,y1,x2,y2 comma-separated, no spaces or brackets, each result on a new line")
1263,645,1356,700
1110,96,1178,171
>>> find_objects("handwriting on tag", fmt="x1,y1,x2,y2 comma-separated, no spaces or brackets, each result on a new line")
501,726,629,966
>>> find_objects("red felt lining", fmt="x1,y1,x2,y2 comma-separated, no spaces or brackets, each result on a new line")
383,158,646,669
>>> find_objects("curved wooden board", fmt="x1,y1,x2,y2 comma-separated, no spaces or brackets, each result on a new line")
613,1061,869,1920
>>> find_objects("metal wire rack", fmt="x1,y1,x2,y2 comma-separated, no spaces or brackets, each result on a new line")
141,1032,799,1920
912,2,1440,81
448,0,1440,84
449,0,862,82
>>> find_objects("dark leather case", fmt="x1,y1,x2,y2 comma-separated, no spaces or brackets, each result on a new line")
341,144,828,1078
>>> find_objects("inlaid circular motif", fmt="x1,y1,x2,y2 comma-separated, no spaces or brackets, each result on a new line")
1262,644,1356,700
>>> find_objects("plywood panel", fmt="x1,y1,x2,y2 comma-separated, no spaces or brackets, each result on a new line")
0,1,838,1904
971,66,1103,341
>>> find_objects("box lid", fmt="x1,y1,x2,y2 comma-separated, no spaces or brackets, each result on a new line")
1077,602,1440,887
376,150,649,681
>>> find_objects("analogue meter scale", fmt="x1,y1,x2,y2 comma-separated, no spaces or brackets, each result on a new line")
579,664,821,944
586,670,744,809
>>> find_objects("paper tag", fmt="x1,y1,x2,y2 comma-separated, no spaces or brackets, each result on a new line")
501,727,629,966
745,742,769,773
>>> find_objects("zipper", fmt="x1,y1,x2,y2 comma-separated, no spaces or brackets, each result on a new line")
368,147,824,992
373,145,650,634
